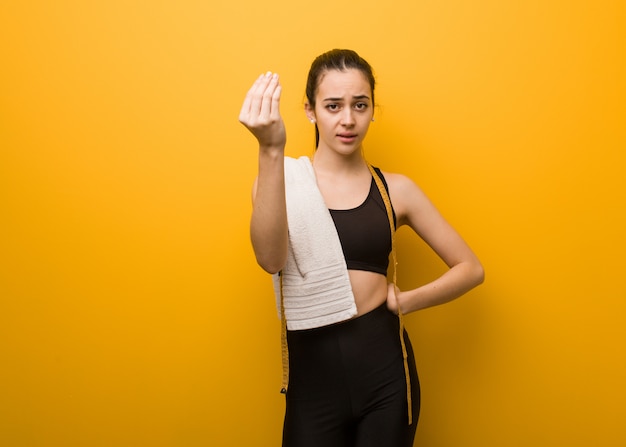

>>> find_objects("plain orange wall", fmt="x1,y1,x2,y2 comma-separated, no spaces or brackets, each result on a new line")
1,1,624,446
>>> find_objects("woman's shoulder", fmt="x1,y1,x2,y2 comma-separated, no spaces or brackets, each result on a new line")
378,169,420,193
378,169,431,224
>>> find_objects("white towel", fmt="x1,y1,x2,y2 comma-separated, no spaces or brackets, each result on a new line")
272,156,357,330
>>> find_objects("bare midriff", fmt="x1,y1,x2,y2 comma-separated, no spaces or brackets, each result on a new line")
348,269,388,316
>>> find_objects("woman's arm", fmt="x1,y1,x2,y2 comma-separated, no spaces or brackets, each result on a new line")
239,73,288,274
385,173,485,314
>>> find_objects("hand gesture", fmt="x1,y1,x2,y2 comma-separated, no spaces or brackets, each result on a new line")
239,72,286,150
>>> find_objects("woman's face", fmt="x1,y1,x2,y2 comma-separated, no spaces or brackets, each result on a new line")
306,68,374,156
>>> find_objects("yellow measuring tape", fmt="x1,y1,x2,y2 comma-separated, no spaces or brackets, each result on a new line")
279,162,413,425
279,272,288,395
367,163,413,426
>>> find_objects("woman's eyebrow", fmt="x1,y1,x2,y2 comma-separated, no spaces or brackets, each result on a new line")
322,95,371,102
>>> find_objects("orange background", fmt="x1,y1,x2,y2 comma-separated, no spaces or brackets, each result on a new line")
1,1,624,446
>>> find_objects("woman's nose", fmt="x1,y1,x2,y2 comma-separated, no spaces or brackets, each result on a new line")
340,109,355,126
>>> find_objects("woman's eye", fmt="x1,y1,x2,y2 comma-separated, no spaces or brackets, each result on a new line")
355,103,368,110
326,104,339,111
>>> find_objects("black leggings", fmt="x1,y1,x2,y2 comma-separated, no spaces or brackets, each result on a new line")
283,303,420,447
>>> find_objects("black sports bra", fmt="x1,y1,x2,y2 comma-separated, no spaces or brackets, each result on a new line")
329,168,396,275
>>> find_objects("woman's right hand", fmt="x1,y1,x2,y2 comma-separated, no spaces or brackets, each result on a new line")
239,72,286,150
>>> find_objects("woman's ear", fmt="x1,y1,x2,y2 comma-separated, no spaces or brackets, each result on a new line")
304,103,316,123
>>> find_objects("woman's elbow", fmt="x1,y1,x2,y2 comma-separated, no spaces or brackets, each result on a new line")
472,261,485,287
255,253,286,275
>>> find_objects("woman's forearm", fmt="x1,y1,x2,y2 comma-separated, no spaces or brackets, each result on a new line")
250,147,288,274
399,260,484,314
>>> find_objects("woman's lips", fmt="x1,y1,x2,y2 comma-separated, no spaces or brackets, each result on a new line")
337,134,357,143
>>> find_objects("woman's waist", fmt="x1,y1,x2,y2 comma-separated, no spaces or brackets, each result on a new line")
349,269,388,316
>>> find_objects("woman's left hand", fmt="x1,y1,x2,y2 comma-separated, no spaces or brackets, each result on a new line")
386,283,401,314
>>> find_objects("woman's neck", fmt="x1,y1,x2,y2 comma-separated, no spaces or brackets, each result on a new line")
311,146,368,176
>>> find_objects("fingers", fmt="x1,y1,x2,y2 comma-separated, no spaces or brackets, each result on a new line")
240,72,281,125
270,82,282,120
259,73,280,120
239,73,264,120
249,72,270,120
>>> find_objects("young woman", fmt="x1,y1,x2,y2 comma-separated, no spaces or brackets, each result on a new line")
239,49,484,447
